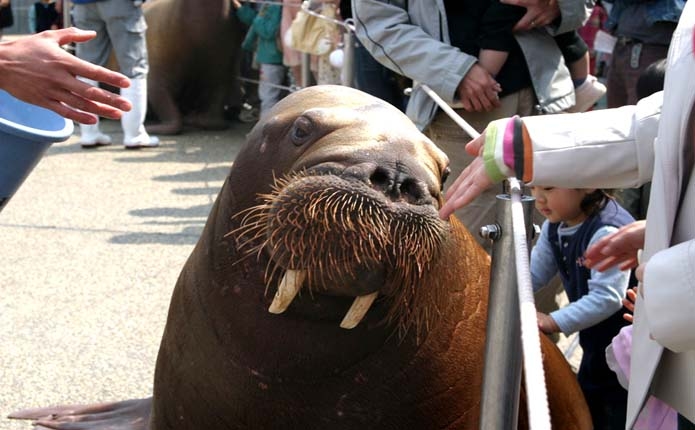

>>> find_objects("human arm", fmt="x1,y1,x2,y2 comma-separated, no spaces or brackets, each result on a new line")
351,0,500,111
0,28,132,124
501,0,589,33
584,220,646,271
249,5,282,41
438,92,662,219
642,240,695,352
235,1,257,26
530,221,560,292
550,226,631,335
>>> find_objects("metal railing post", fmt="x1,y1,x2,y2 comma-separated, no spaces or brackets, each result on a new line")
301,52,312,88
478,190,536,430
341,28,355,88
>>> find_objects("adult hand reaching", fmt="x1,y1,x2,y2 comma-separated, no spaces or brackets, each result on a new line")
584,220,646,272
456,64,502,112
0,28,132,124
439,132,494,219
502,0,561,31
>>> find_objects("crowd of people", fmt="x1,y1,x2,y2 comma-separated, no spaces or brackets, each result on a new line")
0,0,692,428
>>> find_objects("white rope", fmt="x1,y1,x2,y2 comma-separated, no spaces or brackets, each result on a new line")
421,84,551,429
508,177,551,430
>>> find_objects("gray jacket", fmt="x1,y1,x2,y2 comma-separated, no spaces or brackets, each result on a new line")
351,0,593,130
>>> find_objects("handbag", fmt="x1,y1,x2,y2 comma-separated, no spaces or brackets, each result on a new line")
284,1,339,56
0,0,13,29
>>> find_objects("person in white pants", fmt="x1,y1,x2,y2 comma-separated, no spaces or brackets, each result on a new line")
72,0,158,149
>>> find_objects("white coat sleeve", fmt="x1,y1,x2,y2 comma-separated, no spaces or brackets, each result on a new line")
521,91,662,189
642,239,695,353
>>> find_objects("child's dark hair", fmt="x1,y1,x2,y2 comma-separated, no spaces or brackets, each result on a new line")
580,189,614,217
636,58,667,100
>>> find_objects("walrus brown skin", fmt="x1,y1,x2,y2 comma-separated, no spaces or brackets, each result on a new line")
142,0,244,135
9,85,592,429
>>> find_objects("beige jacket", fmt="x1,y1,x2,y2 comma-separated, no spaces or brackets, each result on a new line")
516,3,695,425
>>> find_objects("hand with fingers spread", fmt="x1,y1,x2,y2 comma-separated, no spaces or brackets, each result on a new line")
501,0,560,31
456,64,502,113
439,132,493,219
583,220,646,272
0,28,132,124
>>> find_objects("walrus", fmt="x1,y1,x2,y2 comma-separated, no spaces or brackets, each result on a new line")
141,0,244,135
9,85,592,429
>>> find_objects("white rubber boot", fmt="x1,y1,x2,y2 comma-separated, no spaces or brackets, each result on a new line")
77,78,112,148
121,77,159,149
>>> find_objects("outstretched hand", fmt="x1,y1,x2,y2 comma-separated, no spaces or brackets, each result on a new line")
0,28,132,124
439,132,493,219
584,220,646,271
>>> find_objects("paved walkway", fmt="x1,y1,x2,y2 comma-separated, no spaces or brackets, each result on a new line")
0,119,252,428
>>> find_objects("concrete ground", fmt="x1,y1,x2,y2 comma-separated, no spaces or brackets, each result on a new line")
1,119,252,428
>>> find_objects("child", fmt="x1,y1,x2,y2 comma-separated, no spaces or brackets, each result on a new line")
236,0,287,118
478,2,606,113
530,186,633,428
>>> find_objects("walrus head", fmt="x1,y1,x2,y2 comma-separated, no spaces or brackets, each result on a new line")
228,85,458,337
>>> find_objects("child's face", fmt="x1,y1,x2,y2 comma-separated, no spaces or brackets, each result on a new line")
530,186,593,226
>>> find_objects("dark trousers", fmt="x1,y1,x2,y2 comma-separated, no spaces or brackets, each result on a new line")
353,39,407,112
606,40,669,107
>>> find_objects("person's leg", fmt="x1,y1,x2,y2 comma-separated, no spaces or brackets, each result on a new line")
101,0,158,148
72,2,113,147
353,40,406,111
568,51,590,83
556,31,606,112
606,42,629,108
258,63,287,117
555,31,590,84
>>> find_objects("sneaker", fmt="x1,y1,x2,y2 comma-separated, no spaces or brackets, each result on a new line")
567,75,606,113
124,135,160,150
238,103,259,124
79,132,112,149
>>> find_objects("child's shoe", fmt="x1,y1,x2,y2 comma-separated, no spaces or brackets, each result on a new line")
567,75,607,113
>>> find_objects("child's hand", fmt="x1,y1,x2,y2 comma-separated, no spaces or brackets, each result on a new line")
536,312,560,334
622,286,638,323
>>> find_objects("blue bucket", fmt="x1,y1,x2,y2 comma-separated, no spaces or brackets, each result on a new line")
0,90,74,213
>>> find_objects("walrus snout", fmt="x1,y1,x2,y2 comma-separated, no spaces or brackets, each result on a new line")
308,161,440,208
232,171,450,330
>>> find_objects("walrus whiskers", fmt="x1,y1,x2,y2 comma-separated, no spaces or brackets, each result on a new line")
230,171,453,333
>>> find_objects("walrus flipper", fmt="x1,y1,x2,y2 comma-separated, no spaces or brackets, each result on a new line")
9,397,151,430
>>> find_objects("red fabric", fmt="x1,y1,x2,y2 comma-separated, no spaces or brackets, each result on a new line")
578,4,609,74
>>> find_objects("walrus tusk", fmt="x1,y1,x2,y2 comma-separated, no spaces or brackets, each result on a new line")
268,269,306,314
340,292,379,329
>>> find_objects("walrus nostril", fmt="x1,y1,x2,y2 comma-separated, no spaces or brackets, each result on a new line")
369,167,393,193
399,178,425,202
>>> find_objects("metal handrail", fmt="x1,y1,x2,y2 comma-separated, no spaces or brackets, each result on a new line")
421,83,551,430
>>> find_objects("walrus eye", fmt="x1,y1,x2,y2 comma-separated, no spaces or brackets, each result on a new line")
441,167,451,190
291,116,313,146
